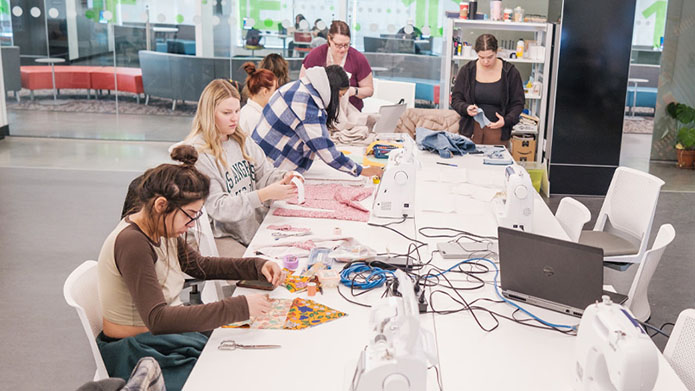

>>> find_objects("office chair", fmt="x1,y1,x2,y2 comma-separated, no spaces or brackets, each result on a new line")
664,308,695,390
554,197,591,242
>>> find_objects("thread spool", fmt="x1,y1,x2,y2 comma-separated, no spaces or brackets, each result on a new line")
307,282,317,296
283,255,299,271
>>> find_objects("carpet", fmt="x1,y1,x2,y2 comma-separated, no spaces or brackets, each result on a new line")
8,89,197,116
623,114,654,134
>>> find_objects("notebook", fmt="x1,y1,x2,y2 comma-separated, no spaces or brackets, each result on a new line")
497,227,627,317
372,103,407,134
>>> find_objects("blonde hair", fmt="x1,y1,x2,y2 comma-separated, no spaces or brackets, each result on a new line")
186,79,252,171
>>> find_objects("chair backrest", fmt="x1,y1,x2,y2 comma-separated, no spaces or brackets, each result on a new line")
373,78,416,109
555,197,591,242
294,31,313,43
1,46,22,92
594,166,664,254
664,308,695,390
63,260,109,380
189,206,222,303
625,224,676,321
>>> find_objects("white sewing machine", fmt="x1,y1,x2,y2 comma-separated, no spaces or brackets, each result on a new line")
372,136,418,219
575,296,659,391
350,270,438,391
492,165,534,232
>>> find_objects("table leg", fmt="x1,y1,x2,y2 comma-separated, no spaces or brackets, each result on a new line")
51,63,57,103
630,81,637,117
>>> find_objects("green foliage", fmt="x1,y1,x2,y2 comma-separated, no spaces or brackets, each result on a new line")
677,127,695,150
666,102,695,125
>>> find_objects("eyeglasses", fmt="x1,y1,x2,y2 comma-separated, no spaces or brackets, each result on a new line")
331,41,350,49
178,206,204,225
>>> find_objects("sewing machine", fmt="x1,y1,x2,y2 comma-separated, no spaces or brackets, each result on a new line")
575,296,658,391
372,135,418,219
492,165,534,232
350,270,437,391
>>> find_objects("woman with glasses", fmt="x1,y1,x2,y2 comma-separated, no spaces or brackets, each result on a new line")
184,79,301,254
97,144,282,391
300,20,374,111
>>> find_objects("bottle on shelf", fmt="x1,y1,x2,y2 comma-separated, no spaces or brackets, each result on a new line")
468,0,478,20
516,38,525,59
459,1,469,19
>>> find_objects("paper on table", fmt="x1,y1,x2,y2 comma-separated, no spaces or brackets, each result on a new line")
419,193,456,213
420,167,467,183
451,183,500,202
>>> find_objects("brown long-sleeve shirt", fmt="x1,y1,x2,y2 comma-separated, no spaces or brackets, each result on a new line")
97,218,267,335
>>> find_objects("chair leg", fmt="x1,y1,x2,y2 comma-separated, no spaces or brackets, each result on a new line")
136,94,140,104
31,90,35,101
172,100,177,111
145,95,149,105
16,92,20,103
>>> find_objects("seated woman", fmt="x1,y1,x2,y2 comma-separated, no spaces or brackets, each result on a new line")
300,20,373,112
97,145,281,391
239,62,277,134
259,53,290,86
184,79,300,253
252,64,382,178
451,33,525,146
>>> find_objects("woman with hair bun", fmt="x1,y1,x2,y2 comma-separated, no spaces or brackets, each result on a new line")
97,144,282,391
239,61,278,134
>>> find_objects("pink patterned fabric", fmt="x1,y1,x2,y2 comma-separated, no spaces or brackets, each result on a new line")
275,184,374,222
267,224,312,232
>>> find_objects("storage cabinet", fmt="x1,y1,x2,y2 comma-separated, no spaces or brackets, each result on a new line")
439,19,553,162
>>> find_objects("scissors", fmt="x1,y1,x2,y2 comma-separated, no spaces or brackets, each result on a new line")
218,340,282,350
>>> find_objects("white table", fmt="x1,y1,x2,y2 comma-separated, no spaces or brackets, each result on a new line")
35,57,68,105
184,147,687,390
628,77,649,118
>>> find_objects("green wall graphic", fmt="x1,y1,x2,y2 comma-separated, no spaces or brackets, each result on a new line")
642,0,667,48
240,0,282,29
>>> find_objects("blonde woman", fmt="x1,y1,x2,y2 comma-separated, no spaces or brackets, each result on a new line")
184,79,300,253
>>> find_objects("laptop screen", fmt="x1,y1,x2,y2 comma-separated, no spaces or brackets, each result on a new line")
498,227,605,311
373,104,407,133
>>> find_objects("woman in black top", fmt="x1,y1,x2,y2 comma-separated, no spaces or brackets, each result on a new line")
451,34,525,146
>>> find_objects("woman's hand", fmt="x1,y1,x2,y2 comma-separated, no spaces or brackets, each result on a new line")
488,112,505,129
258,181,297,202
246,294,272,318
361,165,384,178
260,261,284,287
466,104,479,117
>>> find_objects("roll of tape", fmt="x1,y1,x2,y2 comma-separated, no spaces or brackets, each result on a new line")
283,254,299,270
291,176,305,204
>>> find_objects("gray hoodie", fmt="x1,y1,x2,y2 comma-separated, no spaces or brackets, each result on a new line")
188,134,286,246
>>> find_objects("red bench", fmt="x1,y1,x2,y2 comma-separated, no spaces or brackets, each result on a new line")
20,65,144,102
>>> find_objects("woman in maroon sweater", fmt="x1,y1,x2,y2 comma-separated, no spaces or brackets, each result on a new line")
300,20,373,111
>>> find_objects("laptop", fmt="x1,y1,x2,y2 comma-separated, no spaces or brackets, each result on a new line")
372,103,407,134
498,227,627,317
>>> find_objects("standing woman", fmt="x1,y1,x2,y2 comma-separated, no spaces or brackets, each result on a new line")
300,20,373,111
451,33,525,146
259,53,290,86
239,62,277,134
253,65,382,178
184,80,299,253
97,145,280,391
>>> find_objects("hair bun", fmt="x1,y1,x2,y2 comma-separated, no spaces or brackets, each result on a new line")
170,144,199,166
242,61,257,76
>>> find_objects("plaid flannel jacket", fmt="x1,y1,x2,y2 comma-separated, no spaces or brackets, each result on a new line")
251,78,361,177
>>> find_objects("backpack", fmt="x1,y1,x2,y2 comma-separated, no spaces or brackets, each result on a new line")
245,28,262,46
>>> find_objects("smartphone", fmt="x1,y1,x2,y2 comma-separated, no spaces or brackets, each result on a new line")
236,280,275,291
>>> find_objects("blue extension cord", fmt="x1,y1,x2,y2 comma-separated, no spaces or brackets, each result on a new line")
424,257,578,331
340,263,396,289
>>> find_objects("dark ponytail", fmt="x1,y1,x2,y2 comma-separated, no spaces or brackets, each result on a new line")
324,65,349,129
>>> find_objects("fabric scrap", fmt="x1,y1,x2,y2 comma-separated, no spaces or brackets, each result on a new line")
416,127,477,158
267,224,312,233
284,298,347,330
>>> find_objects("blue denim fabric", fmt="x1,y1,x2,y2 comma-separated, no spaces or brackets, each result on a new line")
415,127,477,158
473,108,492,128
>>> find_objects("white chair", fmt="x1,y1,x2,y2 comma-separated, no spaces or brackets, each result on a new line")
373,78,416,108
623,224,675,321
664,308,695,390
189,206,223,303
63,260,109,381
579,166,665,264
554,197,591,242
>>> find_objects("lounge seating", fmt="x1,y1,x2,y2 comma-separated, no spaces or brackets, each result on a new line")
19,65,143,101
1,46,22,102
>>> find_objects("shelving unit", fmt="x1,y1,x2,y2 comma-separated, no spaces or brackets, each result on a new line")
439,19,554,162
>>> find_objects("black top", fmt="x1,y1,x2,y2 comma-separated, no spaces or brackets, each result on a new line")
475,79,504,123
451,59,525,140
